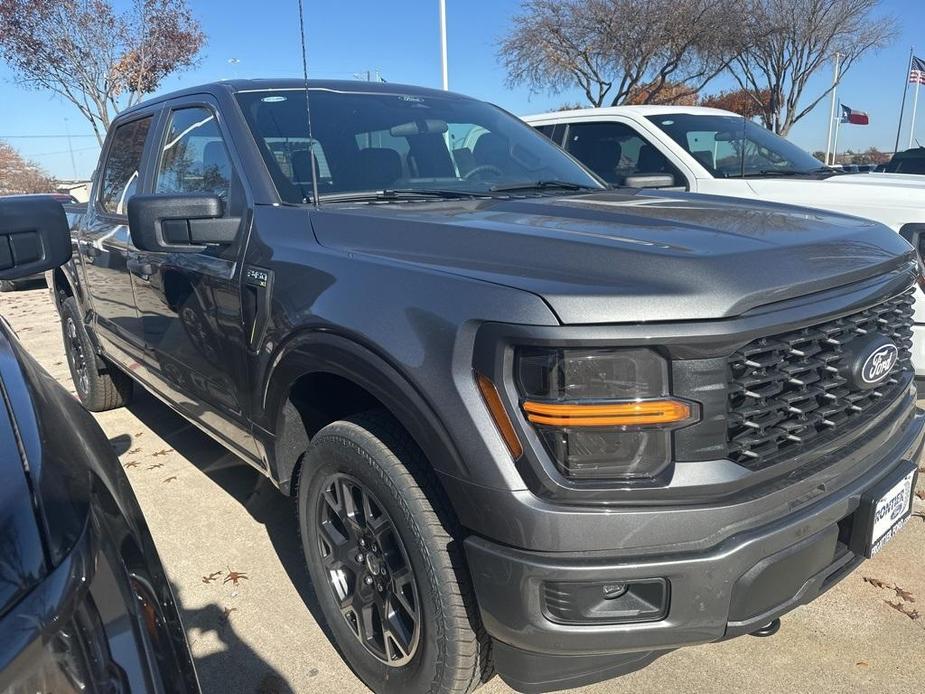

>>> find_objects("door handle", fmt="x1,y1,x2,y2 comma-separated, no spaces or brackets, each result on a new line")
127,259,154,278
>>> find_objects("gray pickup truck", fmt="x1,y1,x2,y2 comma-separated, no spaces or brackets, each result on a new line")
49,79,921,693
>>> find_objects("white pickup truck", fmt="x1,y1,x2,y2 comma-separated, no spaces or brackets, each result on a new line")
524,105,925,385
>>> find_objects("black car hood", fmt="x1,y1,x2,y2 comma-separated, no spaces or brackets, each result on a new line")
311,190,915,324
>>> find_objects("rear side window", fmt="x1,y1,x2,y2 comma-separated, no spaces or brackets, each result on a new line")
156,107,233,197
564,121,683,186
99,117,152,215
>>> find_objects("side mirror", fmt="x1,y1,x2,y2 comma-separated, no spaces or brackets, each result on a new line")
127,194,237,252
625,174,676,189
0,196,72,280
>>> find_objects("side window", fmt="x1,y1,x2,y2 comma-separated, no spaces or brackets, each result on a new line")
565,121,683,186
533,123,566,146
99,117,152,215
156,107,232,198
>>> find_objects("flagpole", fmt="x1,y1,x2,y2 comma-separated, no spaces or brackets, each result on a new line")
895,47,914,154
909,80,920,149
832,103,842,166
825,52,842,166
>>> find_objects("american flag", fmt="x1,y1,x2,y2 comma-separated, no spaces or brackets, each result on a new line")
910,56,925,85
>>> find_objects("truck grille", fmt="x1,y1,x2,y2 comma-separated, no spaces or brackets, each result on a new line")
727,288,915,468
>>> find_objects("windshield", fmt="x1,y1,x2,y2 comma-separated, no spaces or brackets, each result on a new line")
646,114,825,178
236,88,603,202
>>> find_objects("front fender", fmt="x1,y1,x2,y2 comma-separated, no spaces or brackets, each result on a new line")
259,330,469,495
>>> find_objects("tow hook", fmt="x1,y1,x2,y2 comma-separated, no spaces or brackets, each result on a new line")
749,618,781,637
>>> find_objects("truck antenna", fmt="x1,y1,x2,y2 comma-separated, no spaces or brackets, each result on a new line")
297,0,320,207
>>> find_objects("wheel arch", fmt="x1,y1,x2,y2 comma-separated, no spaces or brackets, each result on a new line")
260,331,468,498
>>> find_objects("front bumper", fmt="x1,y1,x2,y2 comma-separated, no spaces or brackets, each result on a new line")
464,407,925,693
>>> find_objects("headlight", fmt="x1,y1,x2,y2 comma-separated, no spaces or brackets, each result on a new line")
515,348,697,480
899,223,925,291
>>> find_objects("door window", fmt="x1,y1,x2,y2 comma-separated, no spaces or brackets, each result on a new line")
564,121,683,186
99,117,152,215
156,107,232,197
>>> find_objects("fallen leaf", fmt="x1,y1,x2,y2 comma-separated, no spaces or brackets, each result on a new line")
201,571,222,584
885,600,921,622
152,449,172,457
220,606,237,622
856,661,868,667
913,512,925,523
915,489,925,501
224,569,249,586
147,463,164,470
894,585,915,603
162,475,178,484
127,447,141,455
863,576,889,589
123,461,140,469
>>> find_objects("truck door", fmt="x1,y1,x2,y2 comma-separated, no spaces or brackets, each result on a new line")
127,100,259,464
77,114,154,365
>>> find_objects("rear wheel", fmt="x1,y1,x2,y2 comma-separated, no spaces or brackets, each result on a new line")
297,411,491,693
60,297,133,411
0,280,17,292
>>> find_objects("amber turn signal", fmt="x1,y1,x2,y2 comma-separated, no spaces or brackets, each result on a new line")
522,399,691,427
476,373,524,460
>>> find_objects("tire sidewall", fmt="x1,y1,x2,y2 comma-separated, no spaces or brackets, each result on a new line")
61,297,96,404
297,425,447,693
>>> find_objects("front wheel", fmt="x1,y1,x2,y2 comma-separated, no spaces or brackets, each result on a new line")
297,412,491,693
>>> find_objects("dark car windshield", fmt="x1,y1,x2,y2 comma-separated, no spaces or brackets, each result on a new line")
236,88,603,203
646,114,826,178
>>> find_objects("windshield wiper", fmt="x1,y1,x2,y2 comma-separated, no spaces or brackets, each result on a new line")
734,169,819,178
318,188,485,203
488,179,600,193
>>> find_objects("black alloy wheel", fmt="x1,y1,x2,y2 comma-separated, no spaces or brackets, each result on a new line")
316,472,420,666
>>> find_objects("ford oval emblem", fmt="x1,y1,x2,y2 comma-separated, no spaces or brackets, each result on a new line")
860,343,898,385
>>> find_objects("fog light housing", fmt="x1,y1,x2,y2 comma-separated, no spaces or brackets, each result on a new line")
516,348,697,480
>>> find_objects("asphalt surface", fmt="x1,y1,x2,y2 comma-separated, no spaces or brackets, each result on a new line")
3,282,924,693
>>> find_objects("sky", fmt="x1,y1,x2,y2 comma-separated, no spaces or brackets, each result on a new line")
2,0,924,180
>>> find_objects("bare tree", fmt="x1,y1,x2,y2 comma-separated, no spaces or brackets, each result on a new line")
0,0,205,145
700,87,773,118
731,0,895,135
498,0,745,107
0,141,56,194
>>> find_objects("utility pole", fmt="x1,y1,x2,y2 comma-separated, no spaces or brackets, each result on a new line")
439,0,448,90
824,52,842,166
63,117,77,180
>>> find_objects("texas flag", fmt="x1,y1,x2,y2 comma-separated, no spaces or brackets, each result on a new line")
840,104,870,125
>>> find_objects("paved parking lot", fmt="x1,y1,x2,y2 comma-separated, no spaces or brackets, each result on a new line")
3,283,923,693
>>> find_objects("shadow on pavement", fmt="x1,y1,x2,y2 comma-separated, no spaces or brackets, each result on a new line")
170,579,295,694
126,389,340,661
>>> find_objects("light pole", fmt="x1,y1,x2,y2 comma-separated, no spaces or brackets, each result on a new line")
439,0,448,90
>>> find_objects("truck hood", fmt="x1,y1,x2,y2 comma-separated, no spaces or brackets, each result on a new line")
744,175,925,230
311,190,914,325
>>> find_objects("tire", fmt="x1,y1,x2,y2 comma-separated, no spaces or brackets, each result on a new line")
60,297,133,411
0,280,17,292
297,411,491,694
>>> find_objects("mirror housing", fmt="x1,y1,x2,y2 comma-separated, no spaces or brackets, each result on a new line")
127,194,237,252
625,174,676,189
0,196,72,280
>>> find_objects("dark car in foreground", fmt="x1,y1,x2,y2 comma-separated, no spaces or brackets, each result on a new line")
0,196,198,693
48,79,922,692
